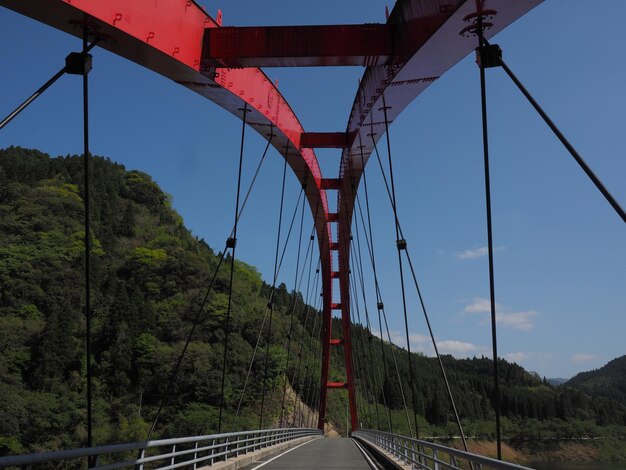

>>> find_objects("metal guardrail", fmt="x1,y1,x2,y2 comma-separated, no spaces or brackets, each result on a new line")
0,427,322,469
352,430,535,470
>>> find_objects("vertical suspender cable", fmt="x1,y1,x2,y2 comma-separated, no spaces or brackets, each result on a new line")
380,97,419,438
300,272,321,426
312,308,324,428
218,103,248,433
81,29,94,463
357,139,396,432
303,285,323,429
265,188,305,416
351,217,386,431
280,225,313,425
231,308,269,432
279,191,307,426
290,232,317,426
259,157,287,429
348,252,377,429
145,127,272,440
477,21,502,460
369,125,471,451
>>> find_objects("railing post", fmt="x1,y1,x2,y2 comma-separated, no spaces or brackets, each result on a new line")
209,439,215,465
171,444,176,466
193,441,199,470
450,454,458,468
138,448,145,470
403,437,409,464
225,438,230,461
417,444,424,468
433,449,439,470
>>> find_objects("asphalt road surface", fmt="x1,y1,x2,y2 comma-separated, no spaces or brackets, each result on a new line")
240,437,377,470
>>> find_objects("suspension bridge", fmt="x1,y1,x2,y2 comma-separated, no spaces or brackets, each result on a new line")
1,0,624,469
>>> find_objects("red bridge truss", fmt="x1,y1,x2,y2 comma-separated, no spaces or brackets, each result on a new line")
0,0,542,431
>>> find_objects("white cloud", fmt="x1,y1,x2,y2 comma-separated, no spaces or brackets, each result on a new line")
497,311,539,331
572,353,599,363
463,297,539,331
456,246,505,260
457,246,488,260
437,340,485,356
506,352,530,363
464,297,497,313
371,329,485,358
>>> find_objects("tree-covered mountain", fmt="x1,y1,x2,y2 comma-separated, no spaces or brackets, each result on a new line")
0,146,323,455
565,355,626,404
1,147,625,458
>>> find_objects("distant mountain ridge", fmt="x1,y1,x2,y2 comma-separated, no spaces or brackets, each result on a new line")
548,378,569,386
565,355,626,403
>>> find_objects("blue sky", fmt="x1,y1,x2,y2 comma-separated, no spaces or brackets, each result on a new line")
0,1,624,379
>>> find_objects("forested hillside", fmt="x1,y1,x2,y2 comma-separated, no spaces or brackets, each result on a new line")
566,355,626,404
1,147,625,459
0,146,323,455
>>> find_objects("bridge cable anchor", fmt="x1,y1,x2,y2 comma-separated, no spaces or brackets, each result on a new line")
476,43,502,69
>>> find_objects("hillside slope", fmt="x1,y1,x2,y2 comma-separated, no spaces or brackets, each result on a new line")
0,146,322,454
566,355,626,403
1,147,625,457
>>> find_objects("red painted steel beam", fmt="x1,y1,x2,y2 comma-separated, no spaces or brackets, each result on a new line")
2,0,543,436
320,179,341,190
203,24,396,68
0,0,333,248
327,382,349,389
333,0,542,432
301,132,353,149
0,0,338,431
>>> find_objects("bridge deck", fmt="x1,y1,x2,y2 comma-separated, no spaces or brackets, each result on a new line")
241,437,373,469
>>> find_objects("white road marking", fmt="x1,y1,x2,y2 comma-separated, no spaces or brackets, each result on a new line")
249,438,317,470
352,438,379,469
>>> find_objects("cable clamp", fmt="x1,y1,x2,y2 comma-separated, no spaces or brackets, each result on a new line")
65,52,92,75
226,237,237,248
377,302,384,311
476,43,502,69
396,239,407,250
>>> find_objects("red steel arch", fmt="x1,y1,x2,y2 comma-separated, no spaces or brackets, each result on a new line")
1,0,542,432
335,0,541,431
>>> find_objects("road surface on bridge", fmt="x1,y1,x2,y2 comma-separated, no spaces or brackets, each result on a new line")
240,437,376,470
